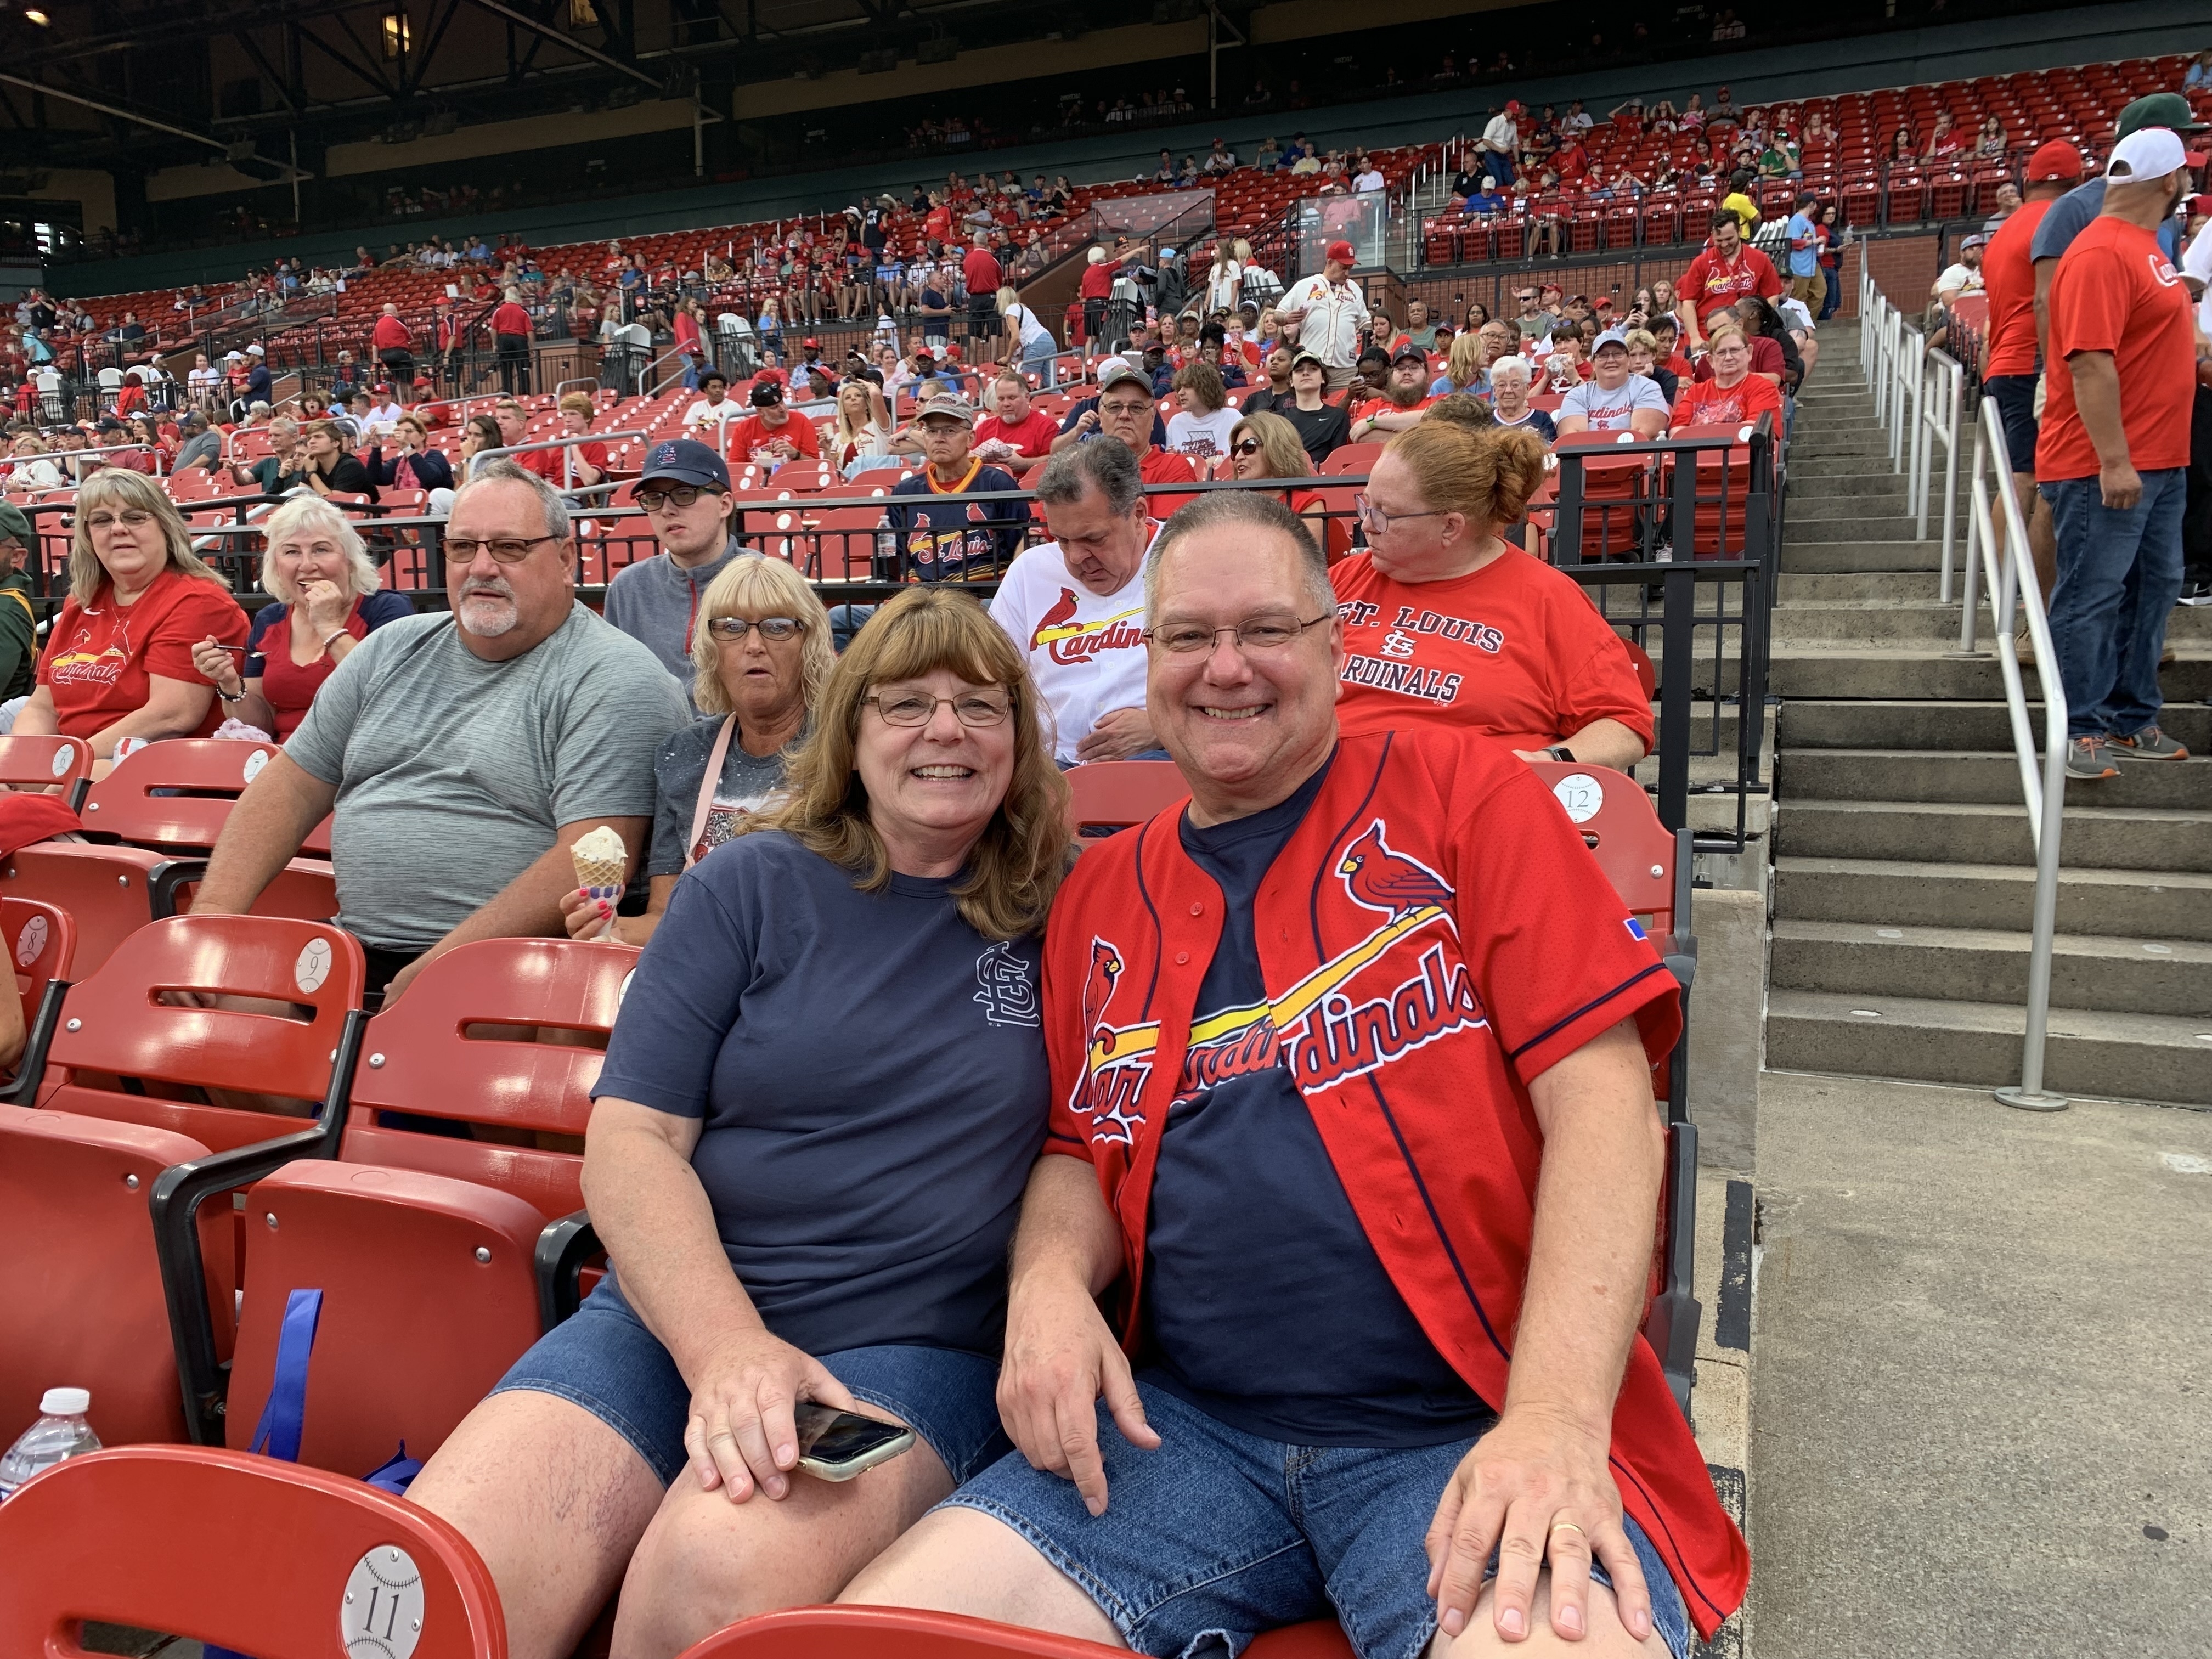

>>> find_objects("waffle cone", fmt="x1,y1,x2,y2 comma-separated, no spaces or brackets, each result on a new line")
573,854,627,891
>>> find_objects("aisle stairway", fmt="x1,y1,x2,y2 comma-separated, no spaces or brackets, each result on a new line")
1763,329,2212,1108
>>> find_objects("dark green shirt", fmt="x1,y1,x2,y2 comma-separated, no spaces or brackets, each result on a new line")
0,569,36,702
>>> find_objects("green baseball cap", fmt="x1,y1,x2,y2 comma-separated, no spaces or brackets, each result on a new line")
2117,92,2210,139
0,503,32,550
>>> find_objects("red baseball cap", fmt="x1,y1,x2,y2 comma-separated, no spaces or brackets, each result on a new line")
2026,140,2084,183
1505,100,1525,114
1326,239,1357,264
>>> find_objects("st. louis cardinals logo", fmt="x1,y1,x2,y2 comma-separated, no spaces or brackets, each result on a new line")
974,940,1041,1027
1070,819,1486,1148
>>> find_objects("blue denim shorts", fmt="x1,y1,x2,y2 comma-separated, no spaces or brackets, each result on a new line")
492,1274,1011,1488
944,1382,1690,1659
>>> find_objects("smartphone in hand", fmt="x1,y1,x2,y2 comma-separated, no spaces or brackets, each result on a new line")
793,1403,915,1481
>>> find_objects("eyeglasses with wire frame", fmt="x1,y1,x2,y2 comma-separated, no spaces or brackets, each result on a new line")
863,690,1013,726
1144,612,1331,654
443,534,560,563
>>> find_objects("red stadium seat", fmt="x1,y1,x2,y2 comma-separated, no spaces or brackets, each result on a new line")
675,1607,1353,1659
0,895,73,1100
0,731,93,811
1067,760,1189,835
1317,443,1383,477
199,938,637,1477
0,1447,505,1659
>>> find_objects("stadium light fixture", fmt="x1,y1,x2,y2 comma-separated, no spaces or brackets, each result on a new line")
24,9,50,23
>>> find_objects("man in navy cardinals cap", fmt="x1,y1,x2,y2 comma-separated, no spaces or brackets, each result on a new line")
602,437,755,707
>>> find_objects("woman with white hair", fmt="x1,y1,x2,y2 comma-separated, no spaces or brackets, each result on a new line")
189,493,412,739
996,285,1058,388
562,553,833,945
1485,354,1556,442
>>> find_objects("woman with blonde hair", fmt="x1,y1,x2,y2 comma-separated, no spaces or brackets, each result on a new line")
830,377,895,473
1227,408,1339,557
563,554,834,944
1330,421,1651,768
1431,329,1491,397
996,284,1058,387
409,585,1069,1659
15,467,246,765
189,494,410,740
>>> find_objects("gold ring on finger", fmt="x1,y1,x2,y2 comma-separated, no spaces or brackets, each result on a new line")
1549,1521,1586,1540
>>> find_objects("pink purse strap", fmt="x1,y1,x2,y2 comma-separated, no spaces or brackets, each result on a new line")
685,715,738,870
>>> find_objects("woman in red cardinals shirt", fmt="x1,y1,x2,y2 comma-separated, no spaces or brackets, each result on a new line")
1330,421,1652,768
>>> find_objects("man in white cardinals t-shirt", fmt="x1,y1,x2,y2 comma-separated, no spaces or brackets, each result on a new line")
986,440,1163,764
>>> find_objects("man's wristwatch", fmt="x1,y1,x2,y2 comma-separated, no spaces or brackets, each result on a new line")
1545,744,1575,762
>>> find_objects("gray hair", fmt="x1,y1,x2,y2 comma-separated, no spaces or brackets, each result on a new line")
259,494,381,604
451,457,571,543
1034,438,1143,517
1488,354,1533,384
1143,490,1330,617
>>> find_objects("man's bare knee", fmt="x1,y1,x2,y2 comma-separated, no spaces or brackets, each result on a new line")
842,1505,1124,1647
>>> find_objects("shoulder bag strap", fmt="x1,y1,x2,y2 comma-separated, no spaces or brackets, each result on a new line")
686,715,738,870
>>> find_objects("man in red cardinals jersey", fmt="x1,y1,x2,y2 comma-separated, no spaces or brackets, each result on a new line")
370,302,415,385
1674,212,1780,350
1092,360,1200,516
848,490,1746,1657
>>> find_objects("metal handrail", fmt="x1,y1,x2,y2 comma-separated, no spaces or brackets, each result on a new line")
470,429,650,486
1914,348,1964,601
1963,399,2070,1113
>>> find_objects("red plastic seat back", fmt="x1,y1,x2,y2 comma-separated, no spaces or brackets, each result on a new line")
43,913,366,1152
0,1105,235,1447
1524,760,1675,936
343,937,640,1218
679,1609,1359,1659
78,736,334,855
1067,760,1190,836
1,893,74,1023
0,732,92,798
0,1446,506,1658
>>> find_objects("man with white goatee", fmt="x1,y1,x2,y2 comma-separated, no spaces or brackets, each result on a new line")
189,460,685,1003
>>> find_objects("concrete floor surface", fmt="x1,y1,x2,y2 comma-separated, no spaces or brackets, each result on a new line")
1750,1071,2211,1659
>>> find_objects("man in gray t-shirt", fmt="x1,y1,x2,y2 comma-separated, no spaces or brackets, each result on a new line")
193,461,687,1001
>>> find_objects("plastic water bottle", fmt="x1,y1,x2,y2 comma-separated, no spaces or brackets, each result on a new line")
0,1389,101,1502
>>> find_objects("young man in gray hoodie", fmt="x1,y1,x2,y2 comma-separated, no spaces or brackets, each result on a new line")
601,438,752,712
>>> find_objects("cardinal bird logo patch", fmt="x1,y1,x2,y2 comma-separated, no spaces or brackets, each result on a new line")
1338,821,1454,919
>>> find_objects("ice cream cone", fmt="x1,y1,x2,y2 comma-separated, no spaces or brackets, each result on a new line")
570,827,629,940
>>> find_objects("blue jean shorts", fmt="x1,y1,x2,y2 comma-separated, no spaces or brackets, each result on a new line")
492,1274,1012,1488
944,1383,1691,1659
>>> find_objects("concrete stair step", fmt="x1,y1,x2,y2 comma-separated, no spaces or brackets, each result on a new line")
1782,515,1921,544
1760,647,2212,703
1772,854,2212,941
1778,747,2212,810
1779,699,2212,755
1776,797,2212,873
1777,570,1949,602
1770,600,2007,644
1788,454,1909,478
1769,918,2212,1018
1779,543,1945,574
1763,988,2212,1107
1779,471,1914,499
1788,436,1896,459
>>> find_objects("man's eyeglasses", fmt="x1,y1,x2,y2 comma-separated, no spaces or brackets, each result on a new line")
83,509,156,532
636,485,724,512
708,616,804,642
864,690,1012,726
1145,612,1330,653
1352,495,1451,535
443,534,558,563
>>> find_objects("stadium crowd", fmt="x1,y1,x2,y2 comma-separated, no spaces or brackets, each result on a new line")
3,51,2208,1659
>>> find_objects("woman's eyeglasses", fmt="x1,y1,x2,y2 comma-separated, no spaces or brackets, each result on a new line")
1230,439,1263,458
864,691,1011,727
708,616,804,642
83,509,156,532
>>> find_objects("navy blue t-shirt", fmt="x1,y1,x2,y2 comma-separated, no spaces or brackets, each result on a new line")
592,830,1049,1358
1139,753,1493,1446
885,464,1025,581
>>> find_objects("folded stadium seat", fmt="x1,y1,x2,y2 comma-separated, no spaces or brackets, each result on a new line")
0,894,74,1105
1490,213,1527,260
7,737,336,976
1661,422,1769,560
674,1602,1356,1659
1603,200,1640,252
1928,174,1968,220
0,914,368,1446
1640,200,1681,247
1550,434,1657,563
1067,760,1189,836
1318,443,1383,477
199,938,638,1479
792,506,885,580
0,1446,505,1658
1522,759,1697,1407
0,730,93,811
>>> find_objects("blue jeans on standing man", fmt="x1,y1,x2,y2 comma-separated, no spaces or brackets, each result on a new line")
2040,468,2186,740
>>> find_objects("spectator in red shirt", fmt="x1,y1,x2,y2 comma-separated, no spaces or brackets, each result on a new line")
974,370,1060,475
727,379,822,471
2038,128,2196,778
1078,247,1118,348
1981,140,2083,627
963,243,1003,345
15,468,247,770
518,392,609,491
1348,346,1442,440
491,287,535,395
1675,212,1782,349
1670,326,1784,429
370,302,415,384
1091,360,1199,516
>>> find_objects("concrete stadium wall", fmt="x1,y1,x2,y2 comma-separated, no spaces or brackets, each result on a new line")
46,0,2196,298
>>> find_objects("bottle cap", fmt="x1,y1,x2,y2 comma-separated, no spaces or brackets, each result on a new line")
40,1387,90,1415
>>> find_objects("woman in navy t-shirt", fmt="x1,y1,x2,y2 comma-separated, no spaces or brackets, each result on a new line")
408,586,1073,1658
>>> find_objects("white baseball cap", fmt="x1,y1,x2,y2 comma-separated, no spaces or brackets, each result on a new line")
2106,127,2188,182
